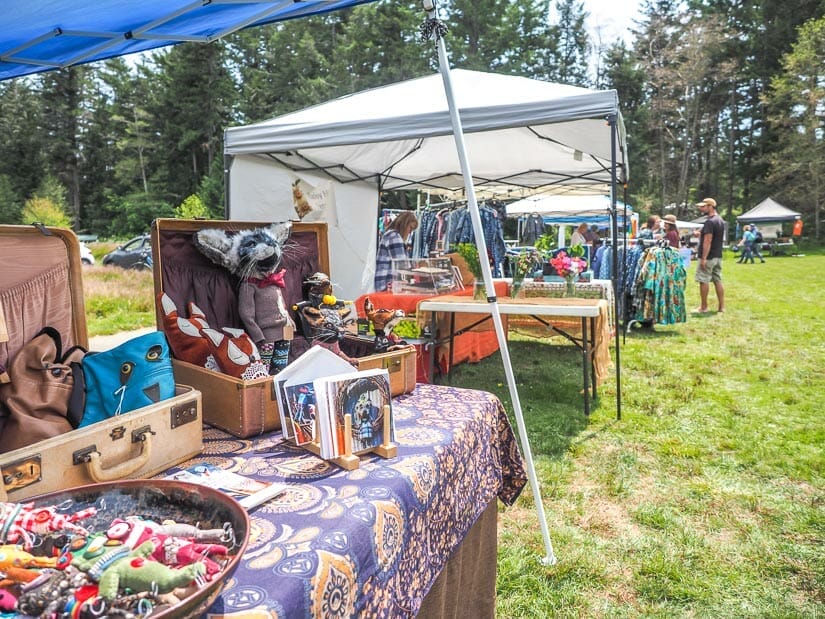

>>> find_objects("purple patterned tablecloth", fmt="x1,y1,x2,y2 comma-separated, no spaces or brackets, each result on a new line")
166,384,526,618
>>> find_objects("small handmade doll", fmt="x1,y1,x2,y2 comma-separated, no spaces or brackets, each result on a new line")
193,223,296,374
293,272,356,365
363,297,408,353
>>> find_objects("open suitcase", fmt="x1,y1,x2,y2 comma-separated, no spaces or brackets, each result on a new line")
0,224,202,502
151,218,416,438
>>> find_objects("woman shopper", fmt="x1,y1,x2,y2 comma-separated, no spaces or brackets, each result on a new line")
374,211,418,292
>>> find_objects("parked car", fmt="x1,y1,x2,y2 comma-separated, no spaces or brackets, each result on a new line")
102,234,152,270
79,242,95,266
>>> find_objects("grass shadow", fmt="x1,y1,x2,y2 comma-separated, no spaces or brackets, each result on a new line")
441,339,595,459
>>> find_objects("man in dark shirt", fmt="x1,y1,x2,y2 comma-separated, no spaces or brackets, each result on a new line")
694,197,725,313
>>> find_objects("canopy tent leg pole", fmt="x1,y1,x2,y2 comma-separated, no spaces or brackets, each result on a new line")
609,116,622,421
424,3,555,566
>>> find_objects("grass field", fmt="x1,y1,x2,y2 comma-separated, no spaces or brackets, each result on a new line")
446,248,825,617
84,247,824,617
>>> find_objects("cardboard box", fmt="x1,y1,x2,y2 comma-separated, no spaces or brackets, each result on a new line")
0,224,202,501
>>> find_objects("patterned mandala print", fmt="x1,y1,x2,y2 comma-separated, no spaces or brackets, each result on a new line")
247,514,277,546
390,456,437,503
311,550,356,619
396,425,446,446
259,483,325,514
202,437,248,456
372,499,404,572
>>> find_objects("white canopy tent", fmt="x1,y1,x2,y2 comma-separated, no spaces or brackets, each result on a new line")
224,69,628,297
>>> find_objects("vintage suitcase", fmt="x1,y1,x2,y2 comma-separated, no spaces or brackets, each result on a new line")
151,218,417,439
0,224,202,502
340,335,417,395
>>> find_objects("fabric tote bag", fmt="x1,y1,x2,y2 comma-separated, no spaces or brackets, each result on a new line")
80,331,175,428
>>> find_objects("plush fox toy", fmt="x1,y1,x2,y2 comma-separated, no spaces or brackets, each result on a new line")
363,297,407,352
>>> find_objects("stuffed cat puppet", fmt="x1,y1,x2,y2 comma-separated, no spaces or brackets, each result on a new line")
193,223,296,375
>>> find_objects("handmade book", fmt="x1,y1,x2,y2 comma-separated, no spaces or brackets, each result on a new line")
273,345,355,442
166,463,287,510
315,368,393,458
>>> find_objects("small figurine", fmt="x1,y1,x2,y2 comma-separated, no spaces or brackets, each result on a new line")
363,297,407,352
96,540,205,601
193,223,296,375
0,502,96,549
294,272,356,364
0,545,59,570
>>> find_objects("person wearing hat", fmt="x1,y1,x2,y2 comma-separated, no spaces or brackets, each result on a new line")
662,214,680,248
694,197,725,314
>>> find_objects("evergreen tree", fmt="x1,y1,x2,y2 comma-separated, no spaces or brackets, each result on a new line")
550,0,591,86
762,16,825,239
0,80,46,203
149,42,237,204
0,174,23,225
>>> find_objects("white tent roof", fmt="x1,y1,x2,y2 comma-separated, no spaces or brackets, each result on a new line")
225,69,628,197
505,194,630,218
737,197,801,222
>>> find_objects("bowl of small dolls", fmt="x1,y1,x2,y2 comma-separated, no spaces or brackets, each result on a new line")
1,479,250,618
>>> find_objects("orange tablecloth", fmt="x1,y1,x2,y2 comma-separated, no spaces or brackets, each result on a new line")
356,281,508,376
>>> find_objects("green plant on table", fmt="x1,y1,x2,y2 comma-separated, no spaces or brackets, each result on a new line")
453,243,483,279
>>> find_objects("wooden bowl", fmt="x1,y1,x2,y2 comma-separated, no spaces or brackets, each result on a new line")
25,479,250,618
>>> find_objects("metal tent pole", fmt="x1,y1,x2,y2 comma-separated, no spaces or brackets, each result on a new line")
424,3,555,565
609,116,622,421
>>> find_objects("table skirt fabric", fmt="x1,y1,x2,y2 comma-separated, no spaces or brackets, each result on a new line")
161,384,526,618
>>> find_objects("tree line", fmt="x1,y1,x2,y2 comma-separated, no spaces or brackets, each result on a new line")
0,0,822,239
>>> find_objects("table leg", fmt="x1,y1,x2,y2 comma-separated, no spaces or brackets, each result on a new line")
590,316,597,399
447,312,456,384
582,316,591,416
428,312,437,383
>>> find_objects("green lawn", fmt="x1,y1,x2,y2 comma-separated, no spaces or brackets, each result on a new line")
445,248,825,617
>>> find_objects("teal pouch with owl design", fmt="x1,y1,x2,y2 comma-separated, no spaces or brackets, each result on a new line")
79,331,175,428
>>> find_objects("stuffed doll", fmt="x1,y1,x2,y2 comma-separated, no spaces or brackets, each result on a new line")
159,293,269,380
293,272,357,365
96,540,206,602
193,223,296,375
363,298,408,353
0,502,96,549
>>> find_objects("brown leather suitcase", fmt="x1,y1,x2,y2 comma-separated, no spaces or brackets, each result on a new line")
0,224,202,502
151,218,417,439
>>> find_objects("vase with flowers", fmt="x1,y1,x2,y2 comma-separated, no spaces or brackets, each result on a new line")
549,247,587,297
453,243,486,299
510,248,541,298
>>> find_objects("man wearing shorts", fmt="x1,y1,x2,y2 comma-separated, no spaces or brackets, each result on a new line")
695,197,725,313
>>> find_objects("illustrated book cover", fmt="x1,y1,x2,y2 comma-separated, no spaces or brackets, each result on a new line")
166,463,288,510
273,345,355,442
315,368,393,457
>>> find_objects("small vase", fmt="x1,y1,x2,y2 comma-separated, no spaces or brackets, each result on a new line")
473,281,486,300
565,277,576,297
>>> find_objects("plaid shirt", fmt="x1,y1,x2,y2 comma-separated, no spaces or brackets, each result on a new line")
374,230,408,292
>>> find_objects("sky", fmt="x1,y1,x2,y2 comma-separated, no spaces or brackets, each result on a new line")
580,0,643,45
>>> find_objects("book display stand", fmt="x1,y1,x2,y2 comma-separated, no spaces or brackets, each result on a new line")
293,405,397,471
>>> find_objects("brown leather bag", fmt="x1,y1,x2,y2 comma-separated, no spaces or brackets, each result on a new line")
0,327,86,453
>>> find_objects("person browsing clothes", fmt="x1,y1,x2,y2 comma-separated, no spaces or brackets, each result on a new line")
374,211,418,292
694,197,725,314
662,214,681,248
570,222,589,246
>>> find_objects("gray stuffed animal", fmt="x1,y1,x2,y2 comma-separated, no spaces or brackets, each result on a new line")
193,223,296,374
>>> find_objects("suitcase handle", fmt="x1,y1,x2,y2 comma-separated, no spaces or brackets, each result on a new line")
84,429,154,482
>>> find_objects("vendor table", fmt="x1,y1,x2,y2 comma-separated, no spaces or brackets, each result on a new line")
161,384,526,618
418,296,612,417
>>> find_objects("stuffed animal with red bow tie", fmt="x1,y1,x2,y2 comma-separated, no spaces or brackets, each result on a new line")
194,223,296,375
0,502,96,549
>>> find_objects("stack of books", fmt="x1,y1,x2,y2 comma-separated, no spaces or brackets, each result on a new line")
274,347,395,460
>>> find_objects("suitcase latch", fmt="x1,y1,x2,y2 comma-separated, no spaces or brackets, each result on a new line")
383,358,401,373
1,455,42,493
171,400,198,428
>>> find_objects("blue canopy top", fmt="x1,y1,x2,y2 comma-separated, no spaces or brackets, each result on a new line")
1,0,375,81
